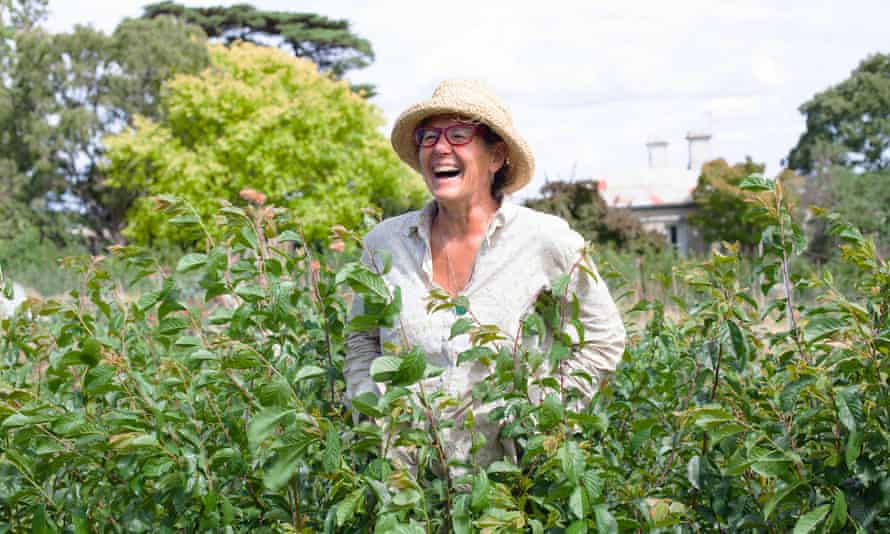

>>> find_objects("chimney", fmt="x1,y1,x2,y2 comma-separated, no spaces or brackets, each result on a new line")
686,131,712,170
645,138,669,169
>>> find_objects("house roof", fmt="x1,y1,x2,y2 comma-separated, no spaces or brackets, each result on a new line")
598,167,700,208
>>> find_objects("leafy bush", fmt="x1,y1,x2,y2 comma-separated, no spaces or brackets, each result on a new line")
1,179,888,532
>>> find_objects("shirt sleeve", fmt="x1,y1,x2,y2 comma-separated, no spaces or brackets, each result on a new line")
557,233,627,404
343,247,382,405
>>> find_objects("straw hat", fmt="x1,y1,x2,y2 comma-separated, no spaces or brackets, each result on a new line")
390,79,534,194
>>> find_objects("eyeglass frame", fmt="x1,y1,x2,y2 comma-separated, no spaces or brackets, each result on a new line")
413,124,483,147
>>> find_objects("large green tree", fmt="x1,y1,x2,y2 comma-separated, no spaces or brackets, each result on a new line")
103,42,426,245
142,2,374,88
0,14,209,243
787,53,890,174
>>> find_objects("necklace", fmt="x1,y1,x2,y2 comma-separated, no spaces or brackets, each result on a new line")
435,207,496,314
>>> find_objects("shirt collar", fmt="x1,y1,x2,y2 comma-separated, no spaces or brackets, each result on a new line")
405,199,516,246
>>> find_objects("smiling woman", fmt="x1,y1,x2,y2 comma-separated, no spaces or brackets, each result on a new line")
344,79,627,471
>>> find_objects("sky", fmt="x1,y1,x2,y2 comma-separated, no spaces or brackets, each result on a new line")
45,0,890,201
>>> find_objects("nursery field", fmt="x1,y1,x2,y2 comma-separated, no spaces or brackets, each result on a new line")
1,179,888,533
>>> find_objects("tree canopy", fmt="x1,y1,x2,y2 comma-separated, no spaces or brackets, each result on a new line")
787,53,890,174
0,13,209,243
688,158,801,253
142,2,374,81
103,42,426,245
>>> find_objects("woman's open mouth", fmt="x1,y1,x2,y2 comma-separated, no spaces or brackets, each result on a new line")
433,165,462,179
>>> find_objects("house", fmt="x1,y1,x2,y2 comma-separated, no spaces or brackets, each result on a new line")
598,131,712,255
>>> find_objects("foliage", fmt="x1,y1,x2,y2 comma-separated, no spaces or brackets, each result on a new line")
103,42,426,247
0,13,209,243
801,165,890,263
689,158,802,254
142,1,375,94
0,226,87,297
524,179,666,253
787,53,890,174
1,178,888,531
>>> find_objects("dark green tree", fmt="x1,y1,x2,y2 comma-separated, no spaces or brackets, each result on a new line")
689,158,802,254
524,179,665,252
787,53,890,174
0,14,209,244
142,1,375,92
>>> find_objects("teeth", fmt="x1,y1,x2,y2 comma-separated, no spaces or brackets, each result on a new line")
434,166,459,172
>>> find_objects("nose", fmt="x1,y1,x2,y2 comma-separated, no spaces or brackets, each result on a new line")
432,132,453,154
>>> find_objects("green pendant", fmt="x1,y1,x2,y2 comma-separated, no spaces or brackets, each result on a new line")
455,305,467,316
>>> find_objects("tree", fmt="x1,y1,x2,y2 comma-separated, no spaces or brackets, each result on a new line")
142,1,375,92
524,179,665,252
787,53,890,174
103,42,426,245
688,158,801,253
0,15,209,244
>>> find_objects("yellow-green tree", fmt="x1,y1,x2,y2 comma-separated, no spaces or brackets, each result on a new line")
104,42,426,244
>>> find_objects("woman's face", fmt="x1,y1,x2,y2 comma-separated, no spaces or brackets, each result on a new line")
417,115,506,206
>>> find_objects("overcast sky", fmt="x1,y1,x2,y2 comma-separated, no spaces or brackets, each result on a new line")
46,0,890,200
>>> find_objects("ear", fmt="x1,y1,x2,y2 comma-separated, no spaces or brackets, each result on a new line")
488,141,507,175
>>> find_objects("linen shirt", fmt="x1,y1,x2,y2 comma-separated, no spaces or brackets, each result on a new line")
344,200,626,465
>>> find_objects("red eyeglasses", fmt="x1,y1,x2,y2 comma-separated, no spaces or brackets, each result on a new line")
413,124,481,147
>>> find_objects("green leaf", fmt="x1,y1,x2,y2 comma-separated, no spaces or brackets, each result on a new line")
174,335,202,348
687,455,700,490
845,429,862,468
277,230,302,243
351,392,383,418
552,273,571,295
566,520,588,534
263,448,301,490
449,317,473,339
338,263,389,300
726,320,748,360
739,174,773,192
569,486,585,519
370,356,402,383
176,253,207,273
792,504,831,534
335,489,364,527
136,290,162,312
593,504,618,534
764,481,803,519
457,346,494,366
834,386,861,433
322,429,342,472
470,470,489,512
247,408,294,448
827,489,847,531
393,349,426,386
539,393,564,430
804,316,848,343
294,365,325,382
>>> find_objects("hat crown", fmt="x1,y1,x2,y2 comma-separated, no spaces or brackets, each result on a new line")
430,79,512,126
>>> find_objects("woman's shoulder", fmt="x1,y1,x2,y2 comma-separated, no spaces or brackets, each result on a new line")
510,205,583,244
363,208,424,249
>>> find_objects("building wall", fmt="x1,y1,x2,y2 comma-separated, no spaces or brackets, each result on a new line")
630,204,706,256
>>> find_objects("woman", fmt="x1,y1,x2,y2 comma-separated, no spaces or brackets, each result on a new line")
345,79,625,467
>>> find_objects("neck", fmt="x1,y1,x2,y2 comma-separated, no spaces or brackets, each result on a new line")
434,195,500,239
